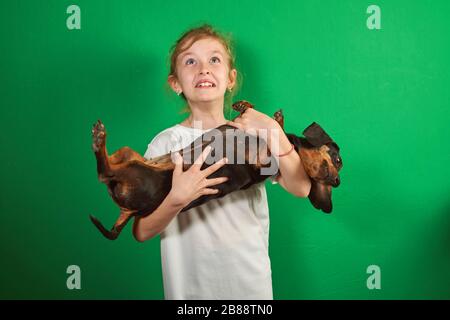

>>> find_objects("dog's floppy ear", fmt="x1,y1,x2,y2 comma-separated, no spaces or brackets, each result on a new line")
303,122,333,147
308,181,333,213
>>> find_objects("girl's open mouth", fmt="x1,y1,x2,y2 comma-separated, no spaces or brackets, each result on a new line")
195,80,216,88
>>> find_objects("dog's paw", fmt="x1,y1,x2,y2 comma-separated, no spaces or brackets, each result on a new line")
92,120,106,152
273,109,284,129
232,100,254,114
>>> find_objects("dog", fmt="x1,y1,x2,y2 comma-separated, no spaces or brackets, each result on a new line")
90,100,343,240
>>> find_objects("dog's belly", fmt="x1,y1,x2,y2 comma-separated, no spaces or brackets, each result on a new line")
179,163,267,211
104,125,278,216
107,163,172,213
107,160,268,215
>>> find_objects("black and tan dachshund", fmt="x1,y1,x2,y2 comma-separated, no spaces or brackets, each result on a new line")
90,101,343,240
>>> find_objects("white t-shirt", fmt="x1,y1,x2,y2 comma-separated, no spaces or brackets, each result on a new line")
144,124,278,300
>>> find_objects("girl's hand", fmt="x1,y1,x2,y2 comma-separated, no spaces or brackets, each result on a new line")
168,146,229,208
226,108,279,138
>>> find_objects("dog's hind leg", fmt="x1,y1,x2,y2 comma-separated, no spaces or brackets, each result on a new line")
109,146,146,165
90,209,134,240
92,120,113,181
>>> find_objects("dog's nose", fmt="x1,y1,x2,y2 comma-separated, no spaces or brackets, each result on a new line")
334,177,340,187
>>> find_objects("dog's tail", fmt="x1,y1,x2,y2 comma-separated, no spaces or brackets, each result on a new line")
89,210,133,240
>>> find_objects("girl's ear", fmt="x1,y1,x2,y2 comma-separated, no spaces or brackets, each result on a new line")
167,75,181,93
228,69,237,89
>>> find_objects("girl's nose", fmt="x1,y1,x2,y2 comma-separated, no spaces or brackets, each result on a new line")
198,62,211,75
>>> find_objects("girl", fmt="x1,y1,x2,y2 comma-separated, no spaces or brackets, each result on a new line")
133,24,311,300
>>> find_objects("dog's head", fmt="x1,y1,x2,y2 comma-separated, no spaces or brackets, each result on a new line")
292,122,343,213
301,122,342,187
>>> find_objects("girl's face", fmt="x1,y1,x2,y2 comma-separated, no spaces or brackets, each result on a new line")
169,38,237,103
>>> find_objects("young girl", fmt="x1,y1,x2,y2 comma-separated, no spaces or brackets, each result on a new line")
133,24,311,300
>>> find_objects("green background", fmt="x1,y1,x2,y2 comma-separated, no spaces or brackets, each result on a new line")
1,0,449,299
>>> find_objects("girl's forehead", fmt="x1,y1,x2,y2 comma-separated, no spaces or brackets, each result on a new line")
178,38,228,59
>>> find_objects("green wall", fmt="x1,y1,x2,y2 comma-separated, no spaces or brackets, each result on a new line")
1,0,449,299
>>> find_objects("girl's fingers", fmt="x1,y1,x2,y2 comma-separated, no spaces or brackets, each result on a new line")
205,176,229,187
172,152,183,175
200,188,219,196
202,157,228,177
193,145,212,167
227,120,244,131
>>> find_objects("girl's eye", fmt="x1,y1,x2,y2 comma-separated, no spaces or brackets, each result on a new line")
185,58,195,65
210,56,220,63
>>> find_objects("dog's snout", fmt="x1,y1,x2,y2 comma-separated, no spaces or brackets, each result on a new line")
334,176,340,187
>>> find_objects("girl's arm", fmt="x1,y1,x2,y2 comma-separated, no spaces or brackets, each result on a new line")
266,121,311,198
132,191,185,242
227,110,311,198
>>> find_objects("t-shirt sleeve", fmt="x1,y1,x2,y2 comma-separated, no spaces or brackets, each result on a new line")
143,132,173,160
